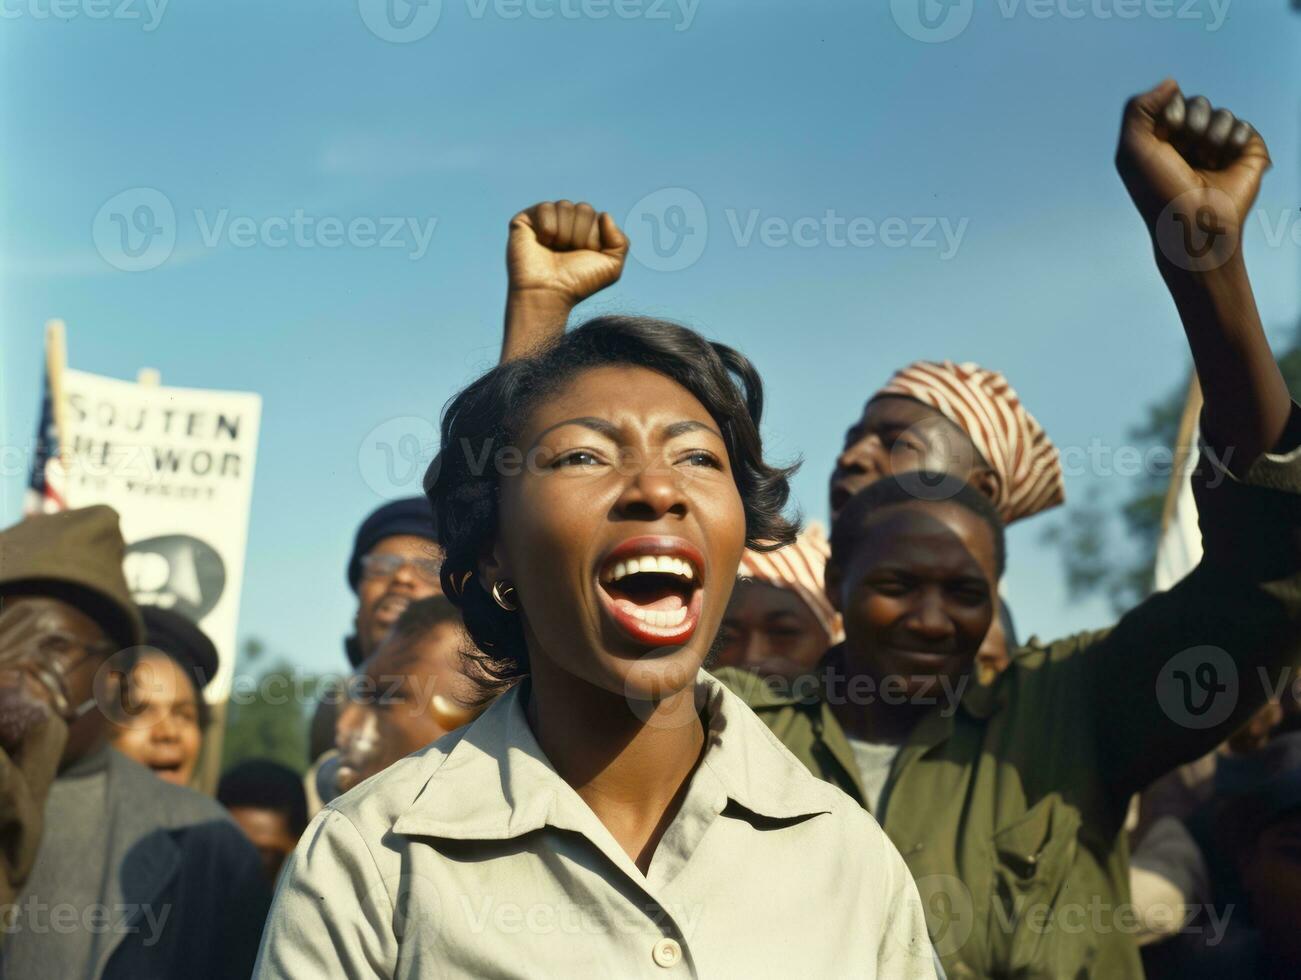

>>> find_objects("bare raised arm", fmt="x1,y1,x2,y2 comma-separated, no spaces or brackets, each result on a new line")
501,200,629,362
1089,82,1301,800
1115,79,1289,473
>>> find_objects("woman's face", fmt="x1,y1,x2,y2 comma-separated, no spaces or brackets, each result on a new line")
830,396,992,520
108,651,203,787
831,502,997,701
489,365,746,703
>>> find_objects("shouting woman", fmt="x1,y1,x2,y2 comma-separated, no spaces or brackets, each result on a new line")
254,317,937,978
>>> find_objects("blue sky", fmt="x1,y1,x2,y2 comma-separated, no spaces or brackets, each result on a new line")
3,0,1299,675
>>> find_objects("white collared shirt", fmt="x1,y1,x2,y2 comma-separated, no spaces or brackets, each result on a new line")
254,671,937,979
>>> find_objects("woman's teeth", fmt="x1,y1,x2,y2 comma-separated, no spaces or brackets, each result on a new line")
599,551,701,643
604,555,695,583
621,604,689,628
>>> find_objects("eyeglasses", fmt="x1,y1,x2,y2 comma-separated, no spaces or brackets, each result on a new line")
359,552,442,585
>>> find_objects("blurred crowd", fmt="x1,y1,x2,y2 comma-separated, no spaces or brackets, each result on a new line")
2,81,1300,979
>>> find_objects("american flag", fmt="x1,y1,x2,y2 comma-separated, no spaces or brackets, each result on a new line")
24,362,66,515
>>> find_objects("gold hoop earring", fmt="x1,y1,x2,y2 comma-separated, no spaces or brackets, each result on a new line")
490,580,518,612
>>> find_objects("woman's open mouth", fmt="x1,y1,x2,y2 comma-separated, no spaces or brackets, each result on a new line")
596,536,704,647
148,758,188,785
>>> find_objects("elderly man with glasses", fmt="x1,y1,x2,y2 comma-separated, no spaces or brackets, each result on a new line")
307,496,445,789
0,505,269,979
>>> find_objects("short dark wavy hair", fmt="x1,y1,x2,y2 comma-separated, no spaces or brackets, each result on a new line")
830,474,1006,579
425,315,800,695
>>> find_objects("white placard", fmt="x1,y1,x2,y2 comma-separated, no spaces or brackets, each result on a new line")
51,367,261,701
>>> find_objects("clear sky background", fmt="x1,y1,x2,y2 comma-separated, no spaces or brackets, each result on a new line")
3,0,1299,676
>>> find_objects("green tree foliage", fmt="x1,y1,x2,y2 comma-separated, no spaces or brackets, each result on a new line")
220,637,323,775
1044,320,1301,612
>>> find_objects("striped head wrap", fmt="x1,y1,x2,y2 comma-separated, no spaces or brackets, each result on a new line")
873,360,1065,524
737,522,843,645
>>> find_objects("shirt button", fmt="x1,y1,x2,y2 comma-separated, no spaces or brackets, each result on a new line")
651,938,682,968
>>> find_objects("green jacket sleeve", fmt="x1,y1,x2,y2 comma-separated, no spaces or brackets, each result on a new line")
1084,411,1301,803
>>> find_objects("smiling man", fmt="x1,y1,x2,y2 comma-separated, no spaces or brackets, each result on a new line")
719,81,1301,978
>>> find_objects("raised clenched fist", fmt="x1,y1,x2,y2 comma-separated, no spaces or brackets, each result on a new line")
506,200,629,305
1116,80,1270,271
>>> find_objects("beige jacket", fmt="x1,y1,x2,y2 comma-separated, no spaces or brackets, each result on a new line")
255,671,937,979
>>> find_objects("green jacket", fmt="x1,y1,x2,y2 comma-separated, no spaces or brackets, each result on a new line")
719,439,1301,979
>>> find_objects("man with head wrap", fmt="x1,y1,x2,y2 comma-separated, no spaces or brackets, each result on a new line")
830,359,1065,527
831,359,1065,677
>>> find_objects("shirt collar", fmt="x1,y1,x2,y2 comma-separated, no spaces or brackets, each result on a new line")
392,670,831,843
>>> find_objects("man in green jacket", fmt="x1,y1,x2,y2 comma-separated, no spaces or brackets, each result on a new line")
720,81,1300,978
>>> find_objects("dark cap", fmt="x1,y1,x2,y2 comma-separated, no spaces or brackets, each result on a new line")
346,497,437,592
140,605,219,690
0,505,145,649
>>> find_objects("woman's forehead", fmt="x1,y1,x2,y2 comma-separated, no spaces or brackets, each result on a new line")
522,365,717,438
131,652,200,700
